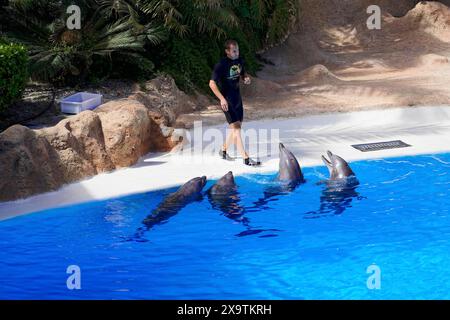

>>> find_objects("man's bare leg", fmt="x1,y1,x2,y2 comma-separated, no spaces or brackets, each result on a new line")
222,127,235,152
220,121,260,165
220,126,236,160
231,122,249,159
232,121,261,166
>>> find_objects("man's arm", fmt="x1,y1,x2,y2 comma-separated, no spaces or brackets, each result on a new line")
210,62,229,112
209,80,228,112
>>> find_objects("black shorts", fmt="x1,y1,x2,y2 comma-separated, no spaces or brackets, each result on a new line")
223,97,244,124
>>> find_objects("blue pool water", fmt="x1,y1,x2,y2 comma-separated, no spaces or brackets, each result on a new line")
1,153,450,299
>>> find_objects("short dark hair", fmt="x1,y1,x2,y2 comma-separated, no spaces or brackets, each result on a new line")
224,39,238,50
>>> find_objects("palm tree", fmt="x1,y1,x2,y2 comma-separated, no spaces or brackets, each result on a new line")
139,0,239,38
1,0,166,84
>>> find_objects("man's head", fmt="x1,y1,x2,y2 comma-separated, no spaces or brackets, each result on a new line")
225,39,239,60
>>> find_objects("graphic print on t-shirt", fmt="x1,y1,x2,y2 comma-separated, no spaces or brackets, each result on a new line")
228,64,241,80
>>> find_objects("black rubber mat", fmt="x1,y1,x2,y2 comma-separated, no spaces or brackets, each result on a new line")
351,140,411,152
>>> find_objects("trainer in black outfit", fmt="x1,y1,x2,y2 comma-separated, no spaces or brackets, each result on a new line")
209,39,261,166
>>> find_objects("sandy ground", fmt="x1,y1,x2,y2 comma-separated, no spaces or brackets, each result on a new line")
177,1,450,127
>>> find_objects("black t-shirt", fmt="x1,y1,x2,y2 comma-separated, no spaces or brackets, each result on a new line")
211,57,246,107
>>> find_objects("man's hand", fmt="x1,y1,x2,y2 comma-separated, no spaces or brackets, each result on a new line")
243,75,251,85
220,97,228,111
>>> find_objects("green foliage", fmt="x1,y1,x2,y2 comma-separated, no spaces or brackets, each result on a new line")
230,0,299,50
265,0,299,46
140,0,239,38
1,0,165,86
0,0,299,92
160,36,212,93
0,43,28,113
154,0,298,93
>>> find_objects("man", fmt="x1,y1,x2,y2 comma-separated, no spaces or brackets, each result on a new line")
209,39,261,166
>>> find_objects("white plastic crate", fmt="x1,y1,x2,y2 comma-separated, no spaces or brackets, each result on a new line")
60,92,103,114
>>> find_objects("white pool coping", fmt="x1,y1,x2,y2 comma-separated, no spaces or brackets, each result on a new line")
2,105,450,221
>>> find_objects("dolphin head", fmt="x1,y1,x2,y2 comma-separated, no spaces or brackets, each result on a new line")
321,151,355,180
216,171,235,187
208,171,236,195
142,176,206,228
179,176,207,196
277,143,304,184
207,171,243,215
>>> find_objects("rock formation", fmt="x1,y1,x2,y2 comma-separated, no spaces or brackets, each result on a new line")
0,75,211,202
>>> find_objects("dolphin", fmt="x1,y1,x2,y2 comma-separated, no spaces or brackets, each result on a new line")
305,151,361,217
207,171,246,219
208,171,237,197
276,143,305,186
141,176,207,230
321,150,355,180
207,172,280,237
251,143,305,210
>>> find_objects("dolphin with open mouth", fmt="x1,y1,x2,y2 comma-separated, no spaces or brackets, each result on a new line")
321,150,355,180
305,151,361,217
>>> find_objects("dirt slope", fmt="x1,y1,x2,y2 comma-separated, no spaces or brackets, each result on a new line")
178,1,450,126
